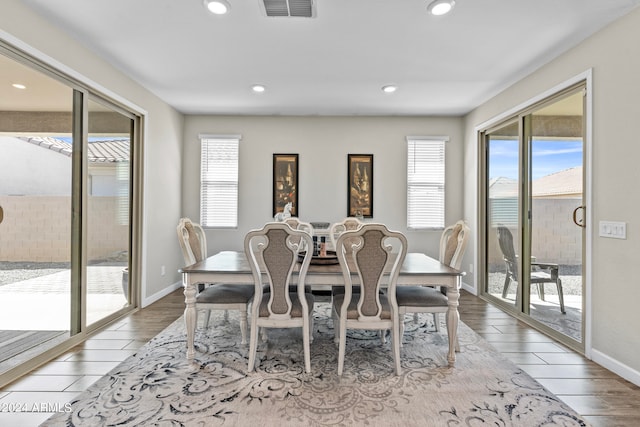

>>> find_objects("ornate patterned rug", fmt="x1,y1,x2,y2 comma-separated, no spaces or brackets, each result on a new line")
43,303,588,426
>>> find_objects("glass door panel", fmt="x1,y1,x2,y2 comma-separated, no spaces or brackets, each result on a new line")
485,121,521,305
0,54,73,373
86,98,133,327
528,91,584,342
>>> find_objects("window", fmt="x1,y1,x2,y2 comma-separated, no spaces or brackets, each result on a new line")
200,135,240,228
407,137,446,229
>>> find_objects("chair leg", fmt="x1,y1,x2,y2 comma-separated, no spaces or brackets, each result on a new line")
239,309,248,345
337,320,347,376
399,314,405,347
224,309,229,322
247,321,259,372
433,313,441,332
391,324,401,376
309,316,314,343
333,306,340,344
557,278,566,314
303,320,311,373
537,283,545,301
413,313,419,324
203,309,211,328
502,276,511,298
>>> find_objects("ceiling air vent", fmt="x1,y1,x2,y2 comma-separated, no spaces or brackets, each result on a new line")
263,0,315,18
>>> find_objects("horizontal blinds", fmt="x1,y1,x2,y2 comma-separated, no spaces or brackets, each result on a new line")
407,138,445,229
200,137,239,228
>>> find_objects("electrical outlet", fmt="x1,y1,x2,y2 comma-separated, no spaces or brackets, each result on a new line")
161,265,166,276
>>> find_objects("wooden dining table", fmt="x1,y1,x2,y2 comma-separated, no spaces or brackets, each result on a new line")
180,251,465,366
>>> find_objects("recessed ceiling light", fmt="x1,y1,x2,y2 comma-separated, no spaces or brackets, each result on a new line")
427,0,455,16
382,85,397,93
204,0,231,15
12,83,26,89
252,84,266,93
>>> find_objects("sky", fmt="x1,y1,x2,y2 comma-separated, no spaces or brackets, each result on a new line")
489,139,583,180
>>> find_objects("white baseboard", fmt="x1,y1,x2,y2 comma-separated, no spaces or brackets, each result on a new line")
142,281,182,308
591,348,640,387
461,281,476,295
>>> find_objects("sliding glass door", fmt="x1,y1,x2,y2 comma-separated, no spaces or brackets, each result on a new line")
0,46,139,383
482,84,586,350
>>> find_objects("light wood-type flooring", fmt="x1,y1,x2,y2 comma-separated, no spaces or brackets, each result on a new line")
0,289,639,426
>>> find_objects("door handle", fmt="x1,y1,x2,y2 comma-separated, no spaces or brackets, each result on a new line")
572,205,585,228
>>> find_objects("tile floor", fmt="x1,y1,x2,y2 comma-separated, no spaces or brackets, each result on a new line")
1,289,639,426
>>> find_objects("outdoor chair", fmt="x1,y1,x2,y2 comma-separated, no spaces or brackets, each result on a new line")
497,225,566,314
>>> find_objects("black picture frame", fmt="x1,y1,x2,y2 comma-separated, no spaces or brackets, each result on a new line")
347,154,373,218
273,153,299,217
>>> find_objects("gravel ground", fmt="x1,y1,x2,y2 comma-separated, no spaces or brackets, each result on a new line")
0,262,70,286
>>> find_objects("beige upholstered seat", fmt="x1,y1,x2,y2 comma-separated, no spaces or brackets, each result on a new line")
177,218,254,344
497,226,565,314
396,220,469,347
332,223,407,376
244,222,315,373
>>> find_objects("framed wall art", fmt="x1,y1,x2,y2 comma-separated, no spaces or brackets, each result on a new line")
273,153,298,217
347,154,373,218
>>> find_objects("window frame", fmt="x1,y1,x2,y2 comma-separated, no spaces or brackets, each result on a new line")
406,136,448,230
199,134,241,229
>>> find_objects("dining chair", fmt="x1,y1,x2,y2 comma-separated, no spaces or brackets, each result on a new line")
332,223,407,376
497,225,566,314
396,220,470,347
177,218,254,344
244,222,316,373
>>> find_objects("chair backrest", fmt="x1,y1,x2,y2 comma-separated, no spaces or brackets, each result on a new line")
439,220,471,270
329,217,363,253
336,223,407,320
244,222,313,319
177,218,207,266
283,217,314,235
496,225,518,280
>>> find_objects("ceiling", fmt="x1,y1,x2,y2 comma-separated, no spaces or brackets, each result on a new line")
10,0,640,116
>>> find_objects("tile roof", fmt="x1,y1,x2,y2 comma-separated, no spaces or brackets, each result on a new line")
18,136,129,162
489,166,582,198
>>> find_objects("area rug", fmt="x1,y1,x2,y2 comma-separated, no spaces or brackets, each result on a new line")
42,303,588,426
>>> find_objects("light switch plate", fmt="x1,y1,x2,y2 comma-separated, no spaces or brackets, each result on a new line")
599,221,627,239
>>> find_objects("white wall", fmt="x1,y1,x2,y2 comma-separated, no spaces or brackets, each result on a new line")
463,7,640,383
0,136,71,195
1,1,185,302
183,115,465,258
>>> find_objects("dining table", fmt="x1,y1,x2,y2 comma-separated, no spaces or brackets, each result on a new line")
180,251,465,366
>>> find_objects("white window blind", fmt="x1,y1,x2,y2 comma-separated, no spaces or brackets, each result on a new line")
200,135,240,228
407,137,446,229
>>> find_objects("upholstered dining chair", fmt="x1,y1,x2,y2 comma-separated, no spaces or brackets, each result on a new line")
177,218,254,344
332,223,407,376
244,222,316,373
396,220,470,347
497,225,566,314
